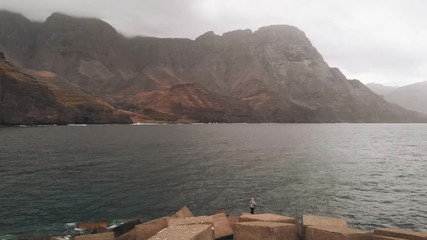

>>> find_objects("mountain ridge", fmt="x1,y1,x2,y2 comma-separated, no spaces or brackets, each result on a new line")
0,10,425,124
0,49,132,125
367,81,427,115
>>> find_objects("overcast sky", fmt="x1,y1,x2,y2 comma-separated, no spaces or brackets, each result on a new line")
1,0,426,86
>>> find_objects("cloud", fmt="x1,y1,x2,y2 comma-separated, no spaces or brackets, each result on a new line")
0,0,426,86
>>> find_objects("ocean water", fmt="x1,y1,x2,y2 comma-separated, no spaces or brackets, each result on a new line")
0,124,426,238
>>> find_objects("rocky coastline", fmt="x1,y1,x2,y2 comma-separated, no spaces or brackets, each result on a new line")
49,206,427,240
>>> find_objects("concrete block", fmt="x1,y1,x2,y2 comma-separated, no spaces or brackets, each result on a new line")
228,216,239,227
174,206,194,218
305,226,372,240
74,232,115,240
168,216,214,226
135,217,169,240
116,229,135,240
374,228,427,240
148,224,214,240
213,213,233,239
113,219,142,237
215,209,228,215
305,226,348,240
303,215,348,228
234,221,298,240
348,229,373,240
239,213,295,224
372,235,406,240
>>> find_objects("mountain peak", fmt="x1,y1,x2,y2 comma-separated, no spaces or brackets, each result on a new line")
222,29,253,38
254,25,310,45
257,24,302,32
0,10,425,123
44,12,118,34
0,10,29,20
195,31,220,41
46,12,101,22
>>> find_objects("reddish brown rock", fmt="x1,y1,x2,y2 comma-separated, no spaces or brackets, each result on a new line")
73,232,114,240
77,221,108,231
234,221,297,240
374,228,427,240
90,226,109,234
174,206,194,218
213,213,233,239
0,50,131,125
148,224,214,240
134,217,169,240
239,213,295,224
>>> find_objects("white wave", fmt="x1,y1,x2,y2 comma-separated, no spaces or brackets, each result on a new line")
131,122,160,125
73,227,86,233
64,222,76,228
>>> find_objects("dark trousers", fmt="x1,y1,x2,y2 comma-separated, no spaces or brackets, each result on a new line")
250,207,255,214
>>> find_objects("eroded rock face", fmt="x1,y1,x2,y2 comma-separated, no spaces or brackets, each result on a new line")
0,51,131,125
0,11,426,123
0,51,66,125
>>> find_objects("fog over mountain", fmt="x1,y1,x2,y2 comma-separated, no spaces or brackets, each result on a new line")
368,81,427,115
0,11,425,124
365,83,397,96
1,0,426,87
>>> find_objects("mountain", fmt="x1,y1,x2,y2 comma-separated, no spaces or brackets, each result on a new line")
378,82,427,115
0,50,131,125
0,10,425,124
365,83,397,96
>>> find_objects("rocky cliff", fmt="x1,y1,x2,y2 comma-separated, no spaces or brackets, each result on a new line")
0,50,131,125
0,10,425,123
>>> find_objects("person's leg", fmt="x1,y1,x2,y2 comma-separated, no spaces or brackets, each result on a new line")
250,208,254,214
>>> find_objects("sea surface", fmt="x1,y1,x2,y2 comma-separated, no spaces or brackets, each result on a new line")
0,124,426,238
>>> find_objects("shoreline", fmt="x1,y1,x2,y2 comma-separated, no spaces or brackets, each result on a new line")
5,207,426,240
1,122,427,128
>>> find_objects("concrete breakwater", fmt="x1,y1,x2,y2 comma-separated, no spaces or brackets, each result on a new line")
55,207,427,240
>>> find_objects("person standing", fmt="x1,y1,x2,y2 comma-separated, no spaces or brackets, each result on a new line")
249,197,256,214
